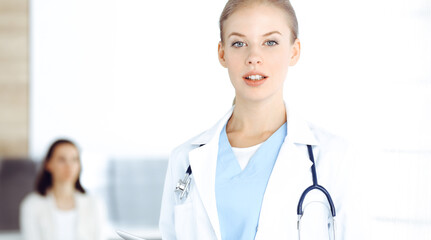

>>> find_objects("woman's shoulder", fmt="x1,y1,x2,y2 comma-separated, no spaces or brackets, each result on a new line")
308,122,349,149
170,108,234,159
22,192,46,204
170,131,207,157
75,192,99,205
75,192,108,223
76,192,107,209
20,192,48,211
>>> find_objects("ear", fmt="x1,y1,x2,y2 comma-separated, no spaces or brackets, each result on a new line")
289,38,301,66
218,41,227,68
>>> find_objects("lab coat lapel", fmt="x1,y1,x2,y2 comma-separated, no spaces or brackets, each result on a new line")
188,108,234,240
76,193,87,240
189,141,221,240
255,115,317,239
43,194,56,240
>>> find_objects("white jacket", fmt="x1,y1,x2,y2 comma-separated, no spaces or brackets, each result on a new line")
160,108,352,240
20,192,108,240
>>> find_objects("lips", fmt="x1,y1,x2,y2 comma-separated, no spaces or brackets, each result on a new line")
243,71,268,80
243,71,268,87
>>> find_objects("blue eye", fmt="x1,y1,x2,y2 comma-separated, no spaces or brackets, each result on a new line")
232,41,245,48
265,40,278,46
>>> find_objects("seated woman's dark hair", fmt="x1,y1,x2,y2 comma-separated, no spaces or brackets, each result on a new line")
35,139,86,196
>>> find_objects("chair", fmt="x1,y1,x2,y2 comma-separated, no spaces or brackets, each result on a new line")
0,158,38,231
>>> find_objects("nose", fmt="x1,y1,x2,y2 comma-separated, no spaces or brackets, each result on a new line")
246,48,263,65
246,55,263,65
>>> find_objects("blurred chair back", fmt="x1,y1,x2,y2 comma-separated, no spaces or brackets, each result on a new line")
107,158,168,229
0,159,38,230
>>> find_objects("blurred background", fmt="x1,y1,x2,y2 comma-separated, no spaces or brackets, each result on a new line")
0,0,430,239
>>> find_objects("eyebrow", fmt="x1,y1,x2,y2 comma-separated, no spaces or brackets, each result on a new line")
227,31,282,39
228,32,246,38
263,31,282,37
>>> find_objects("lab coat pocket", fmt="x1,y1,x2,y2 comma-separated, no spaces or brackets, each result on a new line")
174,201,196,240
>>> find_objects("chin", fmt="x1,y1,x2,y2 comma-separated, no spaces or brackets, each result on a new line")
59,176,79,184
238,90,279,103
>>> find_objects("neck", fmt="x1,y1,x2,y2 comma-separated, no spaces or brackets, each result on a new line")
226,95,286,147
51,181,75,199
50,182,76,210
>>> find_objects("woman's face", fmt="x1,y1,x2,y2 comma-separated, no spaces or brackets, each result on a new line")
46,143,81,185
218,3,300,103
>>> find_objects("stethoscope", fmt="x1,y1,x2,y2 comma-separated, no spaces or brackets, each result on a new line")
297,145,336,239
175,144,336,238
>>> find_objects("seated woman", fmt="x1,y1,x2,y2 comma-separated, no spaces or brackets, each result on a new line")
20,139,108,240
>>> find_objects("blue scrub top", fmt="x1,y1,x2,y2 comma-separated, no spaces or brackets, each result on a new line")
215,122,287,240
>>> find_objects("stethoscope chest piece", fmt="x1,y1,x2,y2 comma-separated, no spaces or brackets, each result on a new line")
174,144,337,238
175,166,192,200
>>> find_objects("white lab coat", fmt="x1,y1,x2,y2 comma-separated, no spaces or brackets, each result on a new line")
160,107,352,240
20,192,109,240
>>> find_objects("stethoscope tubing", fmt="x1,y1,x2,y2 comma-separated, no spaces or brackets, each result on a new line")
176,144,336,219
297,145,336,218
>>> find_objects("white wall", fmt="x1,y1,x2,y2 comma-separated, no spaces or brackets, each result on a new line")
30,0,232,158
30,0,431,155
30,0,431,239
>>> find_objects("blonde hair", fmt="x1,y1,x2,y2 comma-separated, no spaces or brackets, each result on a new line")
219,0,299,43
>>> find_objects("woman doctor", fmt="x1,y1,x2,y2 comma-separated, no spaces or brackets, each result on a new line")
160,0,352,239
